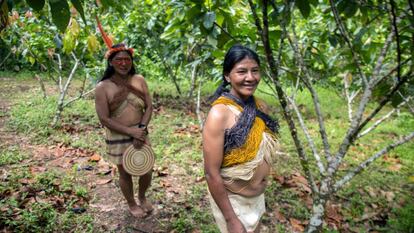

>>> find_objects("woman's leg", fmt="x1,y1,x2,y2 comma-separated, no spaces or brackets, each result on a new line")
117,164,146,217
138,170,153,212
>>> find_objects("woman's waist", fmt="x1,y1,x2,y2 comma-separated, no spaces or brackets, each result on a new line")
223,163,270,197
224,177,268,197
110,113,143,127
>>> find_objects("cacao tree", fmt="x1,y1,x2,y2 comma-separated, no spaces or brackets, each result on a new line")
167,0,413,231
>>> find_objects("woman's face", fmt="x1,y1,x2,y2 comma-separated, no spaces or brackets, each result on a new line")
110,51,132,76
226,57,260,100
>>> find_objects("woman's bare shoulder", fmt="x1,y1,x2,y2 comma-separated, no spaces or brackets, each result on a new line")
205,104,233,126
131,74,145,81
95,80,113,92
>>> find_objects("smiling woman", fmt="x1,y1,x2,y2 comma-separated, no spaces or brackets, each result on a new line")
202,45,280,233
94,20,155,219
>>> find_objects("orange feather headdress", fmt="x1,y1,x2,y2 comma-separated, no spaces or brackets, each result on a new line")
96,16,134,59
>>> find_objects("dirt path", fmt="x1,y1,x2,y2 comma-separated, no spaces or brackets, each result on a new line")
0,78,173,232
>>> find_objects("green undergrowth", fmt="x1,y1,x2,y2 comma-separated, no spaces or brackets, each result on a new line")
274,87,414,232
0,158,93,232
0,70,35,80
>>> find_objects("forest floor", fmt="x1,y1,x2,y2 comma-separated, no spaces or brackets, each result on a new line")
1,77,413,233
0,78,214,233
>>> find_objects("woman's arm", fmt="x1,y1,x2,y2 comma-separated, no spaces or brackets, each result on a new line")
95,82,145,140
134,75,153,127
203,105,246,233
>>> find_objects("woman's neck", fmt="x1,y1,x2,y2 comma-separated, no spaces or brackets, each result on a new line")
112,73,129,81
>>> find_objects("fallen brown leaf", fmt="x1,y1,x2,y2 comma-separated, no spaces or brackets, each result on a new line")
387,164,402,172
380,190,395,202
18,178,34,185
96,179,112,185
289,218,305,232
274,210,287,223
272,174,285,184
326,202,342,223
89,153,101,162
29,166,47,174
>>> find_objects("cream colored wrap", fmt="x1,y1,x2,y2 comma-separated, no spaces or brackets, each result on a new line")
208,191,265,233
104,93,145,165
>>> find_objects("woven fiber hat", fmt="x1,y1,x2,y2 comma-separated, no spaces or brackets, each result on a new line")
122,144,155,176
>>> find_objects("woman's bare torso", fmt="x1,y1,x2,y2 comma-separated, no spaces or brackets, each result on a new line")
104,80,144,127
222,105,271,197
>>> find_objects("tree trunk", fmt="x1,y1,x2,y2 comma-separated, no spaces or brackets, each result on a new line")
306,179,331,232
188,63,198,99
307,197,327,232
34,74,47,99
52,52,80,127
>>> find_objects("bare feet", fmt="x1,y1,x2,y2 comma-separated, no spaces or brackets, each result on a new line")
128,204,146,218
138,198,153,213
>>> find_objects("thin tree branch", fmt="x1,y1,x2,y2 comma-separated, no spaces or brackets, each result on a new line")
291,74,301,100
357,96,412,138
52,51,81,126
372,29,395,80
270,0,290,69
34,74,47,99
397,91,414,114
213,22,238,42
54,53,63,91
344,73,354,124
373,58,411,87
0,50,11,67
332,73,412,171
248,0,318,193
287,96,327,175
63,88,95,108
328,0,368,87
188,62,199,99
154,49,182,95
357,73,412,135
196,76,204,130
333,132,414,192
390,0,401,81
288,16,333,163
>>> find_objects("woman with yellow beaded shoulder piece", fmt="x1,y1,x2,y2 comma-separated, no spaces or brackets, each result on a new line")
203,45,280,233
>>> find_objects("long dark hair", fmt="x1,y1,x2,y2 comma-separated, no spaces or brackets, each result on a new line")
211,44,261,101
100,44,136,82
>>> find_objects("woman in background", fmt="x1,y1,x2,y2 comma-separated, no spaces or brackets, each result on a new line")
95,43,153,218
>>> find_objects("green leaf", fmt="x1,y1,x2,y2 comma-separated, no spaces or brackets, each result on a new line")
49,0,70,33
207,35,217,47
7,0,14,11
70,0,86,24
99,0,114,9
344,1,358,18
216,12,225,26
328,34,338,47
186,6,202,22
217,30,232,48
203,11,215,30
27,56,35,65
26,0,45,11
296,0,310,18
308,0,318,6
160,20,181,40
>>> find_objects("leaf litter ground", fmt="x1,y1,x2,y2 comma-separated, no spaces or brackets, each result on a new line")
0,77,412,232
